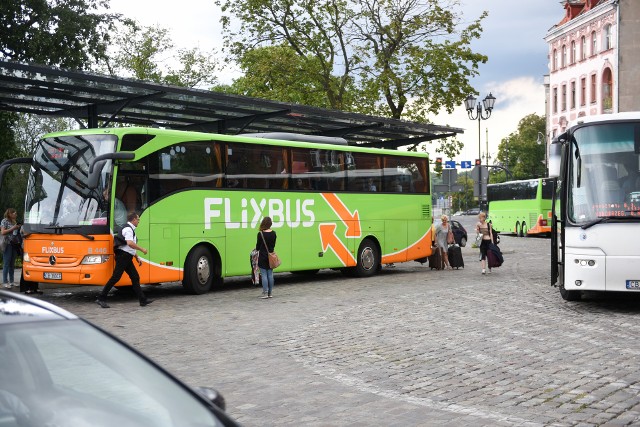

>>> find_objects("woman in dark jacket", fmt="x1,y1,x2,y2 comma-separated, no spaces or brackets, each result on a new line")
255,216,277,299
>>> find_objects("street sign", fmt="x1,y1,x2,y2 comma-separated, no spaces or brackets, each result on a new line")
444,160,456,169
442,169,458,185
461,160,472,169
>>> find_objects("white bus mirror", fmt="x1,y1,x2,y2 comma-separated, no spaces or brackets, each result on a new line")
548,143,561,178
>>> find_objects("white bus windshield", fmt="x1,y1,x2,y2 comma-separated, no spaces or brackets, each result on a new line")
24,134,118,229
569,122,640,223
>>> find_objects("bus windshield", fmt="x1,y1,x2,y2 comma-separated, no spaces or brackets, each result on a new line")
24,134,118,230
569,122,640,223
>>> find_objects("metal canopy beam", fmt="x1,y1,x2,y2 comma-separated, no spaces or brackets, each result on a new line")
0,59,463,148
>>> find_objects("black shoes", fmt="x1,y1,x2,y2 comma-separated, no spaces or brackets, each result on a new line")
95,299,110,308
140,299,154,307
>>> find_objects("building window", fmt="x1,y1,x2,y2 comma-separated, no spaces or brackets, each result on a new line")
570,81,576,109
570,41,576,64
602,68,613,111
562,84,567,111
591,31,597,56
553,49,558,71
553,87,558,113
581,36,587,60
562,45,567,68
580,77,586,106
603,24,613,50
590,74,597,103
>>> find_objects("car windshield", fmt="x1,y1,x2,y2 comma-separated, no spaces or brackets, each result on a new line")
0,319,223,427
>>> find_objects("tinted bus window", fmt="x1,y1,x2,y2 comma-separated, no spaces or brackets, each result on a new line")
226,143,286,190
148,141,221,202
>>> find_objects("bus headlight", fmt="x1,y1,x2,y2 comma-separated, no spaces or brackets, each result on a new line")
81,255,110,265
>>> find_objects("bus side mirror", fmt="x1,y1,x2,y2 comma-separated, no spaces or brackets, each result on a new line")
548,143,562,178
0,158,32,191
87,152,135,189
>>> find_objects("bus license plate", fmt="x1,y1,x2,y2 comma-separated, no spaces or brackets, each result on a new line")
626,280,640,289
44,272,62,280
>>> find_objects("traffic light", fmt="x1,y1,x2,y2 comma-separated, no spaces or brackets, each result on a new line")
475,158,481,166
435,157,443,173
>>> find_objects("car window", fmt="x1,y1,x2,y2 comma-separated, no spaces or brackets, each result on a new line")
0,320,224,427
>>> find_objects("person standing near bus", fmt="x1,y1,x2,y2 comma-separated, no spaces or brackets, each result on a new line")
96,212,152,308
1,208,21,288
256,216,277,299
476,212,492,274
435,215,452,270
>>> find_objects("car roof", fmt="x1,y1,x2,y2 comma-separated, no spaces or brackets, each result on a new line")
0,290,77,324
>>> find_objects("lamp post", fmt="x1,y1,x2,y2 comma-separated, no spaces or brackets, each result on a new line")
465,93,496,211
537,131,547,177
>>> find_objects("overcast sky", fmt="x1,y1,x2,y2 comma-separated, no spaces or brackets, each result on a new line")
107,0,564,163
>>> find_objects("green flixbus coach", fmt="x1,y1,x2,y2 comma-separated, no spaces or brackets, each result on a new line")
7,127,435,294
486,178,553,237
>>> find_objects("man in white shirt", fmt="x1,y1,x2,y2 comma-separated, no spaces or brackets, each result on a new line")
96,212,152,308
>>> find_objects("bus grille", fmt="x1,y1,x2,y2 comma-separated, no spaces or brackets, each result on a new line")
422,205,431,219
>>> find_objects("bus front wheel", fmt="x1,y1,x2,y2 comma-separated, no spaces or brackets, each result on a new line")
559,282,581,301
183,246,214,295
355,238,379,277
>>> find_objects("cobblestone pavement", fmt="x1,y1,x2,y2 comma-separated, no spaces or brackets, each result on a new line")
25,234,640,426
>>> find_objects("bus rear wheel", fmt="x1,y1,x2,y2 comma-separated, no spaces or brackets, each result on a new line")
355,238,379,277
183,246,214,295
520,222,528,237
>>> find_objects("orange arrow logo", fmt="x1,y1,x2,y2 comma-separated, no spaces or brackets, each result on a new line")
319,223,356,267
321,193,361,238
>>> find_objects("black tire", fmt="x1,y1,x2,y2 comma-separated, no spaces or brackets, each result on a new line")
183,246,215,295
515,222,521,237
354,238,379,277
460,236,467,247
521,222,528,237
559,282,581,301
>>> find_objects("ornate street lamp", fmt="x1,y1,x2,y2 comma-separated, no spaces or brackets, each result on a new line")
465,93,496,211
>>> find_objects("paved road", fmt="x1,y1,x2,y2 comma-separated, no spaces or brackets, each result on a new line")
25,232,640,426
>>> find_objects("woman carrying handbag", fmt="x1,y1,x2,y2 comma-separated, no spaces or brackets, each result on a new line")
256,216,277,299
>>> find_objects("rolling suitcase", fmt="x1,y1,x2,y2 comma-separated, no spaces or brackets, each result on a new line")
447,244,464,269
428,247,444,270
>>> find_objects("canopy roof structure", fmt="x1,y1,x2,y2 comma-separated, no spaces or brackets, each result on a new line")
0,60,463,149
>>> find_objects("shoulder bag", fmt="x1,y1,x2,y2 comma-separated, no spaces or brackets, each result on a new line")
446,227,455,245
260,231,281,269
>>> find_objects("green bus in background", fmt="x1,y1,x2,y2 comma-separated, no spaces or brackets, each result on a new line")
487,178,553,237
6,127,434,294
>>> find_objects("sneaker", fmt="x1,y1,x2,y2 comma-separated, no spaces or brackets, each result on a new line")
260,292,268,299
488,269,492,274
2,283,10,289
95,299,110,309
268,294,273,298
481,269,486,275
140,299,154,307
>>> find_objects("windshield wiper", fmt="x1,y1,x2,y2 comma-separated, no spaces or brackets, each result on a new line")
581,215,640,229
44,225,95,240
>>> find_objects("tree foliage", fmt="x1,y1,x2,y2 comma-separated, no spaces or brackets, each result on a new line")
216,0,487,121
0,0,120,69
493,114,546,182
102,22,219,88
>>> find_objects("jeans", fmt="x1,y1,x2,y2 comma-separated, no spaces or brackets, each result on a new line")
2,244,17,283
259,267,274,295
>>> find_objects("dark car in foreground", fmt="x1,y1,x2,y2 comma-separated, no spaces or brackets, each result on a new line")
450,220,468,247
0,291,240,427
